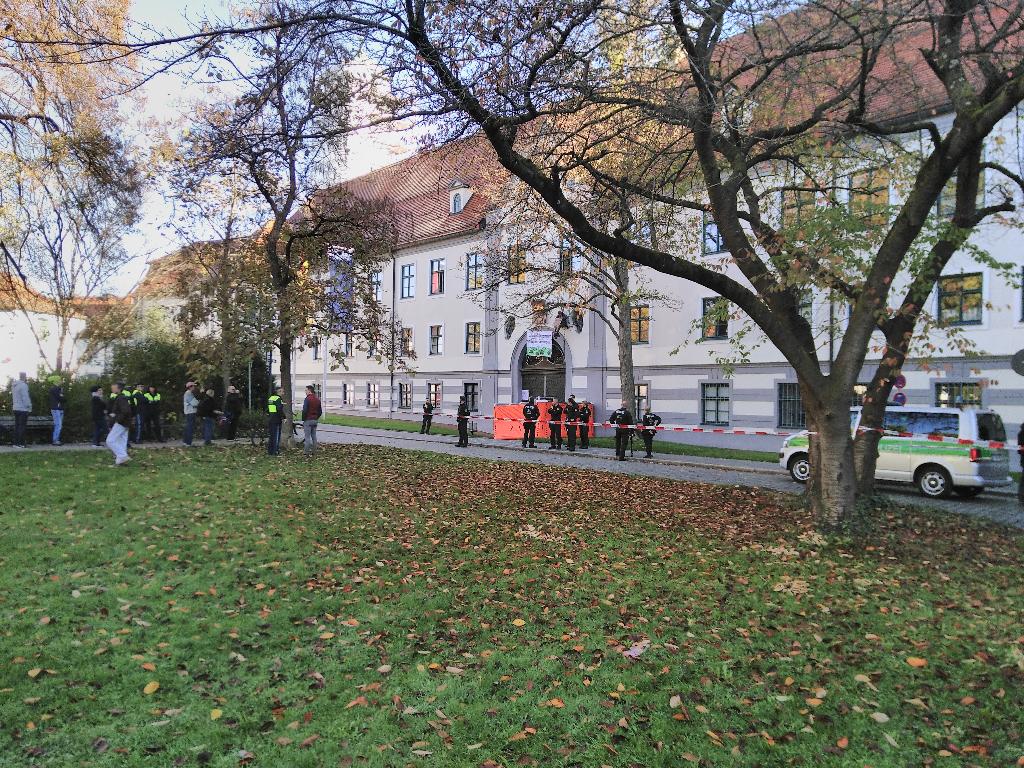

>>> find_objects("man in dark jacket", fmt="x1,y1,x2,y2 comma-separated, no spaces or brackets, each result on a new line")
547,400,564,450
105,382,133,466
565,396,579,452
578,400,592,449
639,406,662,458
90,385,107,446
609,400,634,461
131,384,146,444
197,389,221,446
521,398,540,448
420,400,434,434
301,385,322,455
143,386,164,442
48,380,65,445
224,386,243,440
456,395,471,447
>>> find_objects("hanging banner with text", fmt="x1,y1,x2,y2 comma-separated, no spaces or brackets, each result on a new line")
526,329,554,358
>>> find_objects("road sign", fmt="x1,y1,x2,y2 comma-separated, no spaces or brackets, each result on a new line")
1012,349,1024,376
893,374,906,389
892,391,908,406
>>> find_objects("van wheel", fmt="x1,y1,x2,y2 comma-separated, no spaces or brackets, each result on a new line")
916,466,952,499
788,454,811,484
953,486,984,498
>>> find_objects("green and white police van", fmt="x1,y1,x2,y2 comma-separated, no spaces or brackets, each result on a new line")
779,406,1012,499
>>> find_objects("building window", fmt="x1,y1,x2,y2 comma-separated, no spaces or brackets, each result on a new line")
781,186,818,226
429,258,445,295
558,238,584,273
427,382,442,407
465,321,481,354
463,382,479,412
400,263,416,298
451,192,463,214
466,253,484,290
398,382,412,409
777,383,806,429
367,383,379,407
508,247,527,284
342,334,354,357
310,337,321,360
429,324,443,355
934,381,981,408
341,383,354,405
848,167,890,226
701,383,730,426
702,212,725,254
702,297,728,339
937,273,982,325
400,327,414,356
630,305,650,344
798,292,813,324
634,383,649,414
371,271,383,302
936,168,985,218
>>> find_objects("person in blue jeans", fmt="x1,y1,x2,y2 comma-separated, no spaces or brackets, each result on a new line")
266,387,284,455
197,389,221,445
182,381,199,446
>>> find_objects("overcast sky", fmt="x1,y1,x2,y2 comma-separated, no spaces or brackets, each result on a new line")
112,0,413,296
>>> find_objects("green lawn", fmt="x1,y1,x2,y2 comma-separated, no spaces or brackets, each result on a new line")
318,413,779,463
2,446,1022,767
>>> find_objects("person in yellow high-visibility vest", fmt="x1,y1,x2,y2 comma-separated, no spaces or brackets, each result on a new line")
267,387,284,455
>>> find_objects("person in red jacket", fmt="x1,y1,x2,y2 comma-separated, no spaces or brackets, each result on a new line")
301,385,322,456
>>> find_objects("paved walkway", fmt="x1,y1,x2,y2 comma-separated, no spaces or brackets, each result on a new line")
2,426,1021,528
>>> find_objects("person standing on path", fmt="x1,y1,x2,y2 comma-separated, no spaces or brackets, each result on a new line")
129,384,146,444
48,378,65,445
105,382,132,466
144,386,164,442
301,385,322,455
11,372,31,447
456,395,471,447
90,385,108,446
565,396,579,452
521,397,540,448
420,400,434,434
610,400,634,461
197,389,221,446
224,386,243,440
578,399,592,449
639,406,662,458
266,386,284,456
547,399,564,450
182,382,199,446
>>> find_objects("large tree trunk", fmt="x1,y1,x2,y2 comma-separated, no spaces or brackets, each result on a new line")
279,326,295,449
804,385,858,530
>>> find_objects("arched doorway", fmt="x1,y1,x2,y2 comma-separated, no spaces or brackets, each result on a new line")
519,341,566,401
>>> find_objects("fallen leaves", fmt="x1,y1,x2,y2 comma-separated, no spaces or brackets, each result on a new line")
869,712,891,724
142,681,160,695
511,618,526,627
906,657,928,668
210,709,223,720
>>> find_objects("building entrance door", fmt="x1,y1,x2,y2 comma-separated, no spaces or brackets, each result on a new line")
519,342,565,400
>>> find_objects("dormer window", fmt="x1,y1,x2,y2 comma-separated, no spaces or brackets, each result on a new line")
449,180,473,215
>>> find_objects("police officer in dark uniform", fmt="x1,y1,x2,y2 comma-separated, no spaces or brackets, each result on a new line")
565,395,579,452
547,399,564,449
521,397,539,448
609,400,634,461
420,400,434,434
267,386,284,456
578,400,592,448
456,396,471,447
639,406,662,458
143,385,164,442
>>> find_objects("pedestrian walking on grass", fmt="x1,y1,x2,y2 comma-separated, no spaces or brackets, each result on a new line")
224,386,243,441
48,378,65,445
420,400,434,434
610,400,634,461
11,372,31,448
521,397,539,448
183,382,199,446
267,386,284,456
456,395,471,447
90,385,107,446
640,406,662,458
197,389,221,446
578,399,592,449
143,386,164,442
547,399,564,450
302,385,322,455
105,382,132,466
565,396,579,452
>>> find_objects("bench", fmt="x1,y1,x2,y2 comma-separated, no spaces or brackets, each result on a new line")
0,414,55,444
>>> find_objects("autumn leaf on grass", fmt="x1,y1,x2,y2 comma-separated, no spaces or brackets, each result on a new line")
543,698,565,709
141,662,156,672
511,618,526,627
345,695,369,709
906,657,928,668
509,726,537,742
210,709,223,720
143,681,160,695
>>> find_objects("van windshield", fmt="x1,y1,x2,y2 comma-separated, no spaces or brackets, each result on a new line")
976,413,1006,442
